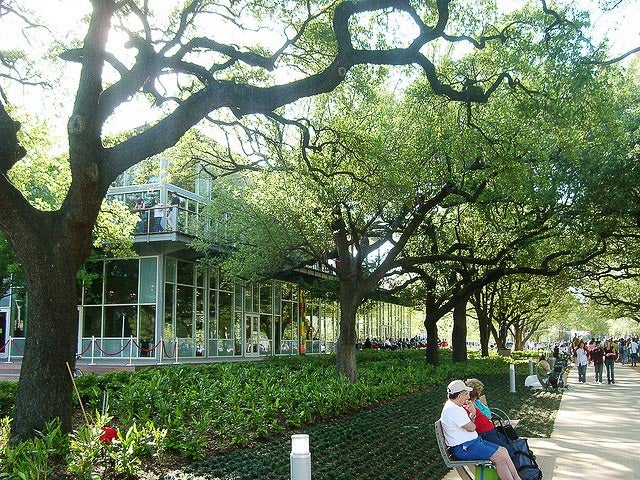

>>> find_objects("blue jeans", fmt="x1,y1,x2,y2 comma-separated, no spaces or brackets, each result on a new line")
480,429,513,455
594,363,603,382
577,364,587,383
605,359,615,382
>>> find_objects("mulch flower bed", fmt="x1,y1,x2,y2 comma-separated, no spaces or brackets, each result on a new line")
172,374,560,480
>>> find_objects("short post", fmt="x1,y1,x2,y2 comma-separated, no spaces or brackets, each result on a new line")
89,336,96,365
509,363,516,393
529,357,534,376
126,335,134,366
290,434,311,480
5,336,12,364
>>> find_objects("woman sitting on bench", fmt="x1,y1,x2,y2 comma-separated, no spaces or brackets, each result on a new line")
464,378,514,450
440,380,523,480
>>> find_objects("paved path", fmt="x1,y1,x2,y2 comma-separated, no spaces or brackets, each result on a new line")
444,362,640,480
529,361,640,479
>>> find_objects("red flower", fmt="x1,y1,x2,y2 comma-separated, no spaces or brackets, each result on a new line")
100,426,118,444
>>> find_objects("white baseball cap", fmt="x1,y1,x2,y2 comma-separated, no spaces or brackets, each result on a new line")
447,379,473,395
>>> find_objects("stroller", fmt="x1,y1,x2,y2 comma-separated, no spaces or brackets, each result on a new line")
536,356,569,390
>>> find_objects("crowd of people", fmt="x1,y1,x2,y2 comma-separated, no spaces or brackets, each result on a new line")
359,336,449,350
567,335,638,385
133,191,182,233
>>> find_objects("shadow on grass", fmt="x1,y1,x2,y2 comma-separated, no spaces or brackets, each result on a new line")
182,374,561,480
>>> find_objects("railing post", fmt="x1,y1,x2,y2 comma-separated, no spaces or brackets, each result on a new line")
158,337,164,365
290,434,311,480
5,336,12,364
174,337,179,364
90,336,96,365
127,335,134,366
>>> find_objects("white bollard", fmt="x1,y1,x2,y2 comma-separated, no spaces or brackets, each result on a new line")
510,363,516,393
529,357,534,376
290,434,311,480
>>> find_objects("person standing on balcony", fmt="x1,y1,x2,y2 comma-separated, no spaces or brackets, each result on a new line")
167,191,181,231
133,198,147,233
153,198,164,232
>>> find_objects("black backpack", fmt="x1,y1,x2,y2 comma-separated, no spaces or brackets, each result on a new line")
510,438,543,480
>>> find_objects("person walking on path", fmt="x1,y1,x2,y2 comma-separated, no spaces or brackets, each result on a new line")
590,340,604,383
574,341,589,383
618,338,629,365
604,339,617,384
630,337,639,367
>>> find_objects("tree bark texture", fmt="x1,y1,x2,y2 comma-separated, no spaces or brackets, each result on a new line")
451,295,468,363
12,256,81,438
424,308,440,366
335,271,360,381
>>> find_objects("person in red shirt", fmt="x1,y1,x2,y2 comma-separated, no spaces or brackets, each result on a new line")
464,379,513,451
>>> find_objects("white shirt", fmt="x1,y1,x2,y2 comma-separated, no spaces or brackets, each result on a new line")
575,347,588,366
630,341,638,354
440,399,477,447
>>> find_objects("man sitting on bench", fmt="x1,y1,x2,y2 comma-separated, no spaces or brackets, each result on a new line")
440,380,523,480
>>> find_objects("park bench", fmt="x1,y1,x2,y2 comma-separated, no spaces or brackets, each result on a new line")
434,420,494,480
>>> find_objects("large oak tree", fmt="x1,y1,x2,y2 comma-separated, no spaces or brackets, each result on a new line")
0,0,614,439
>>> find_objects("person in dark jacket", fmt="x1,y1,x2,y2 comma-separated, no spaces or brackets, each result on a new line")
590,340,605,384
603,339,617,384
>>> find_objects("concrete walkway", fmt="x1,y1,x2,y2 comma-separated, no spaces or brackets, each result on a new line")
528,361,640,479
445,362,640,479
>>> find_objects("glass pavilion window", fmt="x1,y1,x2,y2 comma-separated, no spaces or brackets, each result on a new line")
80,257,158,358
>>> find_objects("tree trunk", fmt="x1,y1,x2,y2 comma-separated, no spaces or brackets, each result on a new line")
451,295,468,363
478,312,492,357
336,272,363,382
424,307,440,366
471,292,492,357
336,298,358,381
12,260,79,439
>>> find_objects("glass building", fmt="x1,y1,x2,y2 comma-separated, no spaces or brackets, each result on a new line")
0,160,418,363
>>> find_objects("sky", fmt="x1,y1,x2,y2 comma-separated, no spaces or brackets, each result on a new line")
499,0,639,57
576,0,640,58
